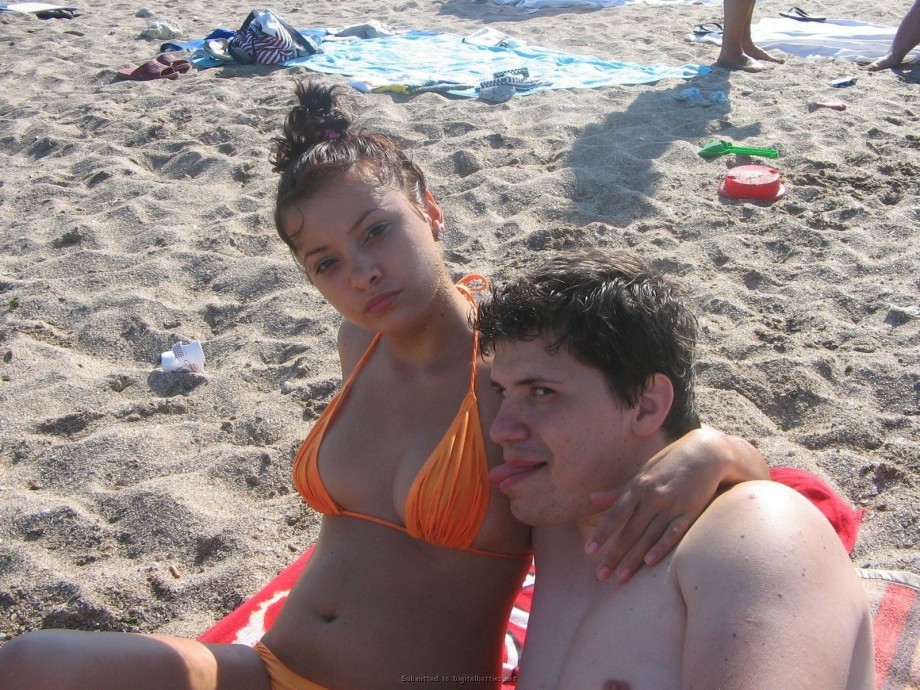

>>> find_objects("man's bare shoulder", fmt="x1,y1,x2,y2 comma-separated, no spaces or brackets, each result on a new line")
673,479,855,593
684,479,828,537
669,485,873,687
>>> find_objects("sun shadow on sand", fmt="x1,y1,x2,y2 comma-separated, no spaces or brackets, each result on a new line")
891,63,920,83
556,72,767,233
429,5,770,232
146,370,209,397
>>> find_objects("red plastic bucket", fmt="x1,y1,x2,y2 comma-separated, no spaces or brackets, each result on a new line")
719,165,785,201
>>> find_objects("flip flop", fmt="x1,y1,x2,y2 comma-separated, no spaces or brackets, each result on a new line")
35,8,80,19
478,71,543,91
493,67,530,80
117,59,179,81
157,53,192,73
779,7,826,21
693,22,723,36
204,38,236,63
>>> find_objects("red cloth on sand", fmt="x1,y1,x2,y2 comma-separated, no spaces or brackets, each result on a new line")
769,466,863,553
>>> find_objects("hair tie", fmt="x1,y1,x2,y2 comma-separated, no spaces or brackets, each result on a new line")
324,129,341,140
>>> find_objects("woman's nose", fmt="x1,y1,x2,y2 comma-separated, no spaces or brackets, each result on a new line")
349,253,381,289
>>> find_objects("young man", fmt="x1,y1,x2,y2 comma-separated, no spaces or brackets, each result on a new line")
477,250,874,689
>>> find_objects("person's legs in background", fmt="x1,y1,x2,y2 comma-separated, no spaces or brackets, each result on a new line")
868,0,920,70
717,0,784,71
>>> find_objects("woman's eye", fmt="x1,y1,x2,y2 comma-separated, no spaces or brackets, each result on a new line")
314,258,337,274
366,222,388,241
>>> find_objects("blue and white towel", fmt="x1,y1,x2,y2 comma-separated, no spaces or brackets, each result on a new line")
179,28,710,96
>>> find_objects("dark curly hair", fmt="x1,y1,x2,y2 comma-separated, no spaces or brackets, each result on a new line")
476,250,700,439
270,80,430,254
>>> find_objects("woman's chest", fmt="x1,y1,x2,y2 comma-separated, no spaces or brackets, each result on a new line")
318,369,471,518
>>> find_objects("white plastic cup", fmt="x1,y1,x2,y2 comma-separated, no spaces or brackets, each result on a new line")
161,340,205,373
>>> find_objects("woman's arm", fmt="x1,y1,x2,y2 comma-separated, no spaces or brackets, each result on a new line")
584,424,768,581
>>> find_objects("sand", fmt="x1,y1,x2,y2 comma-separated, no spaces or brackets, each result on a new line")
0,0,917,643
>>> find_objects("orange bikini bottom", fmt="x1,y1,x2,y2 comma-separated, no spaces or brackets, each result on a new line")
253,641,329,690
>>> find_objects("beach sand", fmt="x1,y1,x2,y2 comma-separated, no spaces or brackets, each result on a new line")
0,0,917,642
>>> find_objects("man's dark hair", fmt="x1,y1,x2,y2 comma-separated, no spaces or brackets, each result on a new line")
476,250,700,438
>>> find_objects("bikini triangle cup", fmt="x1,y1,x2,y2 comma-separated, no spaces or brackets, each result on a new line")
292,274,528,558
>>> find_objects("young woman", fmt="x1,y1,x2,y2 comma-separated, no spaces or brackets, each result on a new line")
0,81,767,690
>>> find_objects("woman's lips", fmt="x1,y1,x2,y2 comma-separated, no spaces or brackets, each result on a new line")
364,290,400,314
489,460,545,493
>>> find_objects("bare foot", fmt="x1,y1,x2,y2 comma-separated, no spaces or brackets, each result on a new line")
716,55,765,72
866,52,900,71
744,46,785,64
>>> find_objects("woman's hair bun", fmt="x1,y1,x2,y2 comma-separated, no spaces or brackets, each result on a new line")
270,81,352,174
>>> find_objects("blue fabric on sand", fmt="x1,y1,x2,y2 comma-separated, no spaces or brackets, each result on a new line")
175,28,709,95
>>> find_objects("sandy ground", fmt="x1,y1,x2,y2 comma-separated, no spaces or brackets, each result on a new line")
0,0,917,642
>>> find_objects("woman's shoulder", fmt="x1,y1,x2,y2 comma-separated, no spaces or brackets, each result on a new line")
337,320,376,377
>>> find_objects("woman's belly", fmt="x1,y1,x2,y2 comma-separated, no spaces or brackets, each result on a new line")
261,515,530,690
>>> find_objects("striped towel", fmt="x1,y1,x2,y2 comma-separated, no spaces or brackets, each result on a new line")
859,568,920,689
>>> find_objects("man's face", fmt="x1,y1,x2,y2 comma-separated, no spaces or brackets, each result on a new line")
488,337,641,527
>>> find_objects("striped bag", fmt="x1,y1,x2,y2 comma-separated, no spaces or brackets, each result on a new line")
230,9,317,65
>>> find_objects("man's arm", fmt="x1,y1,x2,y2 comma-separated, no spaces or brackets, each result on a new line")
676,480,874,688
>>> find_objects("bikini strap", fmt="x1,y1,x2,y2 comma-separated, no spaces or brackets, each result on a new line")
455,274,489,299
455,275,488,391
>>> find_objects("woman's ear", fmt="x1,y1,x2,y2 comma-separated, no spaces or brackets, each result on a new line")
422,190,445,240
631,374,674,438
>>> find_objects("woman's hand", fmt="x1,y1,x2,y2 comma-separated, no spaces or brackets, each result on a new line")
584,425,768,581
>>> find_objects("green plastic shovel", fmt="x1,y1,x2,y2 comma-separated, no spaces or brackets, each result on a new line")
698,140,778,159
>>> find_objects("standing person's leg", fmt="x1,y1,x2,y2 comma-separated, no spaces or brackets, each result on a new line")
0,629,271,690
717,0,765,71
741,0,785,63
868,0,920,69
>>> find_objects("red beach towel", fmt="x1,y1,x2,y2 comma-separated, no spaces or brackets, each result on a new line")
769,466,864,553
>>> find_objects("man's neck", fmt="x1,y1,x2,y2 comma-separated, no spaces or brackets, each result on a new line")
575,511,607,546
572,435,671,546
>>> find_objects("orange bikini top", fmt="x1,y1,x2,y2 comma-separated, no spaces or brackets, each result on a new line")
293,278,521,559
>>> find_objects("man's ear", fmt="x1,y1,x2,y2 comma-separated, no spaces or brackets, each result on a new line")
631,374,674,438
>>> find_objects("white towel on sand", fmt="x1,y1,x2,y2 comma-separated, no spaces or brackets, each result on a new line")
689,17,920,63
495,0,718,10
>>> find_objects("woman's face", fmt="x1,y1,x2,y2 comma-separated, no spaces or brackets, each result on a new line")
282,173,448,332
